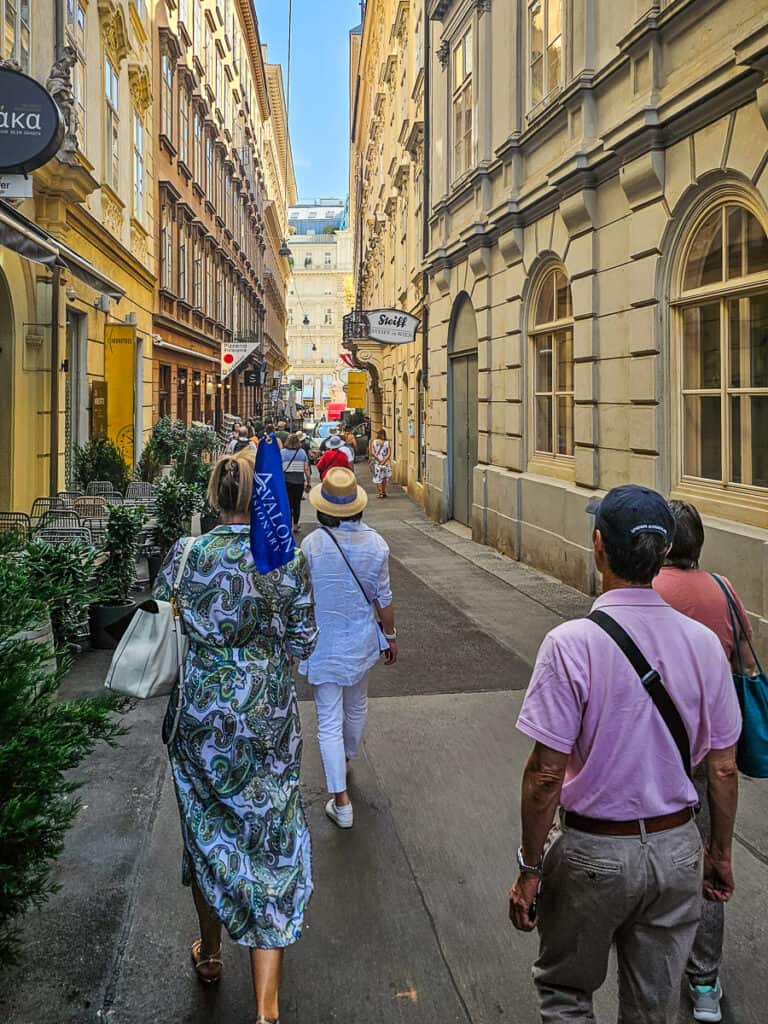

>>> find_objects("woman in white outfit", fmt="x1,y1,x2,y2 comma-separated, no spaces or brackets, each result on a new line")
300,467,398,828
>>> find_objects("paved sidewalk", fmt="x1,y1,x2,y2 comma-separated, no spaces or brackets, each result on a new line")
1,478,766,1024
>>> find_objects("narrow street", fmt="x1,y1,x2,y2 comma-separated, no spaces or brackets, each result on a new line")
1,481,766,1024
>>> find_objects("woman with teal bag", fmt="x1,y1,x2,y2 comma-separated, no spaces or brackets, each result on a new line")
654,499,760,1023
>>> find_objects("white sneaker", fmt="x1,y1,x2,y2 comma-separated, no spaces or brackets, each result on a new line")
689,979,723,1022
325,798,353,829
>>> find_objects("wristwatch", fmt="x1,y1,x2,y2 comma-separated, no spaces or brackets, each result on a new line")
384,628,397,640
517,846,543,875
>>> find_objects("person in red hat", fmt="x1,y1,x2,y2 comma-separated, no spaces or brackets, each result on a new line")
317,435,351,480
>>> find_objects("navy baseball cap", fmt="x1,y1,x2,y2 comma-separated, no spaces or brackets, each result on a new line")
585,485,675,551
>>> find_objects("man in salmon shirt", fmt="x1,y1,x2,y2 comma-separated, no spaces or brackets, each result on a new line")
508,485,741,1024
317,435,351,480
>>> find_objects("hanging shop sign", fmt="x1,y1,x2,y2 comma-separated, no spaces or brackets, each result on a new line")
366,309,420,345
0,66,64,174
244,369,261,387
346,371,367,409
221,339,259,378
0,174,33,198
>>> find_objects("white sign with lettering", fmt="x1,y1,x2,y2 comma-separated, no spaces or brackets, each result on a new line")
0,174,32,198
366,309,420,345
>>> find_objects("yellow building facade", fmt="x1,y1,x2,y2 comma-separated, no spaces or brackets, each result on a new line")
0,0,155,513
348,1,427,501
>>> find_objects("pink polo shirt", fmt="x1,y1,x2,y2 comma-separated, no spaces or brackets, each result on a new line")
517,589,742,819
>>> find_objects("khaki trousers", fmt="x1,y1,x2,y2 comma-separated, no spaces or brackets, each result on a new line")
533,816,703,1023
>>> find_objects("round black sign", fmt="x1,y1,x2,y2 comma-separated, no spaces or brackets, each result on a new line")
0,67,64,174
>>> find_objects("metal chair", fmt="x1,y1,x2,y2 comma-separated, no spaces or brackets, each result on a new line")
81,518,107,548
104,492,124,506
57,490,84,508
30,496,62,524
86,481,114,496
0,512,31,545
36,526,93,546
38,510,83,531
74,495,108,518
126,481,153,500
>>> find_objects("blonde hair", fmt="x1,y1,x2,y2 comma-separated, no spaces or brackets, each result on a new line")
285,433,301,449
207,450,255,515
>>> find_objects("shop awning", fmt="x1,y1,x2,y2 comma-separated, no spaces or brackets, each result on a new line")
0,200,125,299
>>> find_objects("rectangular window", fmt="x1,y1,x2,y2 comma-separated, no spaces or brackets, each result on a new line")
160,201,173,291
178,219,188,301
178,0,188,30
66,0,86,147
193,109,202,182
529,0,563,108
192,233,202,308
192,370,202,421
193,2,201,53
324,251,332,266
158,363,171,419
324,308,333,325
215,261,224,322
161,53,173,140
179,85,189,165
104,57,119,189
452,26,473,180
206,135,213,192
2,0,30,71
132,111,144,219
205,25,213,81
205,249,214,317
177,368,188,425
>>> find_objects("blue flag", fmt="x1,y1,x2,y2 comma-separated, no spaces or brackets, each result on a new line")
249,433,295,574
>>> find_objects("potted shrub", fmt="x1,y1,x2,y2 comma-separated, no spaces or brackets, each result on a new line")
0,553,126,962
73,435,131,494
154,475,203,556
23,538,99,657
89,503,145,649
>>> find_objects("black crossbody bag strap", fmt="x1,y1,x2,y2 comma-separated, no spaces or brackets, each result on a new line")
321,526,377,610
588,610,693,782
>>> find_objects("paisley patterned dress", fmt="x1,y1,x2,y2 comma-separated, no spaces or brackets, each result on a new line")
154,525,318,949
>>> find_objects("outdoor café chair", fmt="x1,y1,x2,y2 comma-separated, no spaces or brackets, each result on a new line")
86,481,114,496
74,496,108,518
37,510,82,532
0,512,31,546
103,492,124,506
35,526,93,546
30,496,62,525
57,490,84,508
126,481,153,500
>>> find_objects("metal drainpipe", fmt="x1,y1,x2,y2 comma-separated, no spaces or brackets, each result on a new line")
50,0,65,494
421,0,430,390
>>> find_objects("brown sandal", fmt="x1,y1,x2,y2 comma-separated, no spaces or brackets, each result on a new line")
191,939,223,984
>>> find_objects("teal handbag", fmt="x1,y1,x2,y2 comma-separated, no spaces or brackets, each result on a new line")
711,574,768,779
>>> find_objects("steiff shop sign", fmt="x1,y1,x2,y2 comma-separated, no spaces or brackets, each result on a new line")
367,309,420,345
0,66,64,174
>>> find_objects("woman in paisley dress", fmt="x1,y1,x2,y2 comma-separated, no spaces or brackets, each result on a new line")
154,449,318,1024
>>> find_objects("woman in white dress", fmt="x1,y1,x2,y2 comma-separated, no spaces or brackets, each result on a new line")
369,429,392,499
300,467,398,828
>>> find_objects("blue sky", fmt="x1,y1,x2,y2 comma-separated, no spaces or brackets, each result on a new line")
257,1,362,203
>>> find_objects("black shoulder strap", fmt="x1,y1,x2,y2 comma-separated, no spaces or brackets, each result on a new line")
588,609,693,781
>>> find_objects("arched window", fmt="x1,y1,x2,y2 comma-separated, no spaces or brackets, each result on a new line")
530,266,573,457
675,201,768,489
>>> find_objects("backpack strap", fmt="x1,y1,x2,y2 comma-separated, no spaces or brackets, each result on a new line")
588,609,693,782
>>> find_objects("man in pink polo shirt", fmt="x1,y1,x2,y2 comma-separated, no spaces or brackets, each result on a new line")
508,485,741,1024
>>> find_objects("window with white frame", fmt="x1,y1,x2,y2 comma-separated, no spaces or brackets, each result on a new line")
160,200,173,291
66,0,86,149
132,111,144,219
193,108,203,182
178,0,188,29
104,58,120,189
324,308,333,325
2,0,30,71
531,266,574,458
179,83,190,165
205,247,214,317
324,251,332,266
178,218,189,302
161,52,173,140
529,0,563,108
675,201,768,490
452,25,473,180
192,232,202,308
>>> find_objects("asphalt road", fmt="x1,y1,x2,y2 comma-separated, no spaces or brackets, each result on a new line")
1,482,766,1024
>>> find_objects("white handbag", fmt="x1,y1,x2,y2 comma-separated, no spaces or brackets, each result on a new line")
104,537,196,701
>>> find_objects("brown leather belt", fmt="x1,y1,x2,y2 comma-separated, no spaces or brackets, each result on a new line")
563,807,694,836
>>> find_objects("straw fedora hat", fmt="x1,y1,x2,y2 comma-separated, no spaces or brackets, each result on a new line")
309,467,368,518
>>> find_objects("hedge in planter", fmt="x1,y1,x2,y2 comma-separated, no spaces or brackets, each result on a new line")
154,475,203,555
73,435,130,494
90,504,146,649
23,540,99,654
0,556,127,964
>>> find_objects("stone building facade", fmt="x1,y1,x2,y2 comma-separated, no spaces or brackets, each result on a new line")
0,0,155,511
422,0,768,645
151,0,294,429
348,1,428,501
286,201,354,422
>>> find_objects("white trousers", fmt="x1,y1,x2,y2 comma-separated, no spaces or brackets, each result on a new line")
312,678,369,794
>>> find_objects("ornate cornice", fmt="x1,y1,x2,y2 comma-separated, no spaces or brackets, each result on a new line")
128,62,152,115
98,0,130,65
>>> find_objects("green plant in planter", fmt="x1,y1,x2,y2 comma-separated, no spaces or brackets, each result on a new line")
173,424,217,486
0,555,127,963
98,504,146,604
154,475,204,554
23,540,99,652
148,417,187,466
73,435,130,494
136,438,163,483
